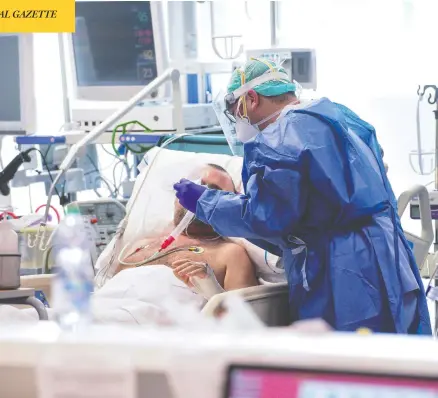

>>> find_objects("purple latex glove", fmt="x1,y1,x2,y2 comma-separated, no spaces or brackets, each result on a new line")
173,179,206,213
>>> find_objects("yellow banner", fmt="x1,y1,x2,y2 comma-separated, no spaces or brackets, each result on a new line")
0,0,75,33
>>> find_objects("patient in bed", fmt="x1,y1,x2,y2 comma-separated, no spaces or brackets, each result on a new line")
0,165,259,325
114,163,259,294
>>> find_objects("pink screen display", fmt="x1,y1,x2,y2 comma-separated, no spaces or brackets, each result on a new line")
227,368,438,398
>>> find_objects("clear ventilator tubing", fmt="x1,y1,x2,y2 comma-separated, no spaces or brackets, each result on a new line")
159,178,202,251
159,210,195,251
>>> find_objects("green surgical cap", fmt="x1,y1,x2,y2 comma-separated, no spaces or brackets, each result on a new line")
227,58,296,97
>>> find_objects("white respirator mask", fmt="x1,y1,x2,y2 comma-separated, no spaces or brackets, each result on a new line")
222,67,301,145
230,71,289,144
235,108,282,143
235,98,301,143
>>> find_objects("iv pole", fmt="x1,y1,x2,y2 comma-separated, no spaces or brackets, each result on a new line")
417,85,438,251
417,85,438,334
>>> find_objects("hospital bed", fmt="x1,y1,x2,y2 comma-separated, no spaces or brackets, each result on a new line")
202,283,291,326
115,139,292,326
18,275,292,327
19,134,433,328
18,134,289,326
397,184,434,275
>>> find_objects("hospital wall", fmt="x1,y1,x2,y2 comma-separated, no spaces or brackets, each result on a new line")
1,0,437,242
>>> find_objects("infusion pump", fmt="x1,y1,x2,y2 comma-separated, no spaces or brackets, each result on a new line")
410,190,438,220
65,199,126,262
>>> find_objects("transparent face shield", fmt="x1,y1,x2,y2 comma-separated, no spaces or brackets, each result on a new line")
294,80,303,99
213,68,301,155
212,91,244,157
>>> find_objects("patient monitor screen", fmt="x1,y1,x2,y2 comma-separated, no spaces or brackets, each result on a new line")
73,1,158,87
225,366,438,398
0,35,21,123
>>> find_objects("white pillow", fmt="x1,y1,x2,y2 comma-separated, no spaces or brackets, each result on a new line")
229,238,285,283
123,147,243,244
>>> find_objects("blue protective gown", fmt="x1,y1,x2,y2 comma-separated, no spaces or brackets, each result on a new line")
196,98,432,334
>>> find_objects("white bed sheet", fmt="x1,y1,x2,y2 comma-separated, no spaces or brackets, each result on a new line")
0,266,205,325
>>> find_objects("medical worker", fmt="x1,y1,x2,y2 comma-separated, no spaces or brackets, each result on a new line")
174,58,431,334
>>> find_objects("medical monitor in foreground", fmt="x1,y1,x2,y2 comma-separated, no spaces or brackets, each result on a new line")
225,365,438,398
69,1,168,101
246,48,317,91
0,34,36,135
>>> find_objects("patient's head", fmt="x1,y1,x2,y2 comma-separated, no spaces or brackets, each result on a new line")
174,164,236,237
200,163,236,192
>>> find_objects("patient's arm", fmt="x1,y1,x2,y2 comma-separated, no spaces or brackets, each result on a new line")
171,244,258,291
221,244,258,290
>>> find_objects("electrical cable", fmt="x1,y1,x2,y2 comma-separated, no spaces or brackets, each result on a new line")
116,160,127,196
102,143,130,177
94,176,117,198
0,211,18,220
112,122,134,155
101,144,122,161
43,144,52,164
42,244,53,274
93,188,102,198
84,160,118,176
124,159,131,177
99,145,126,174
30,148,63,201
35,204,61,224
85,153,120,198
0,147,64,200
94,146,130,181
112,160,126,196
111,120,177,156
61,181,66,198
85,153,100,176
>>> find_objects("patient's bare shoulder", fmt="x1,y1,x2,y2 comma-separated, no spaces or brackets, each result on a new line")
218,242,258,289
219,242,251,265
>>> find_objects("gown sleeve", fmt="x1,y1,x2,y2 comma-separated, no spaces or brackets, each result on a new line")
196,125,308,241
